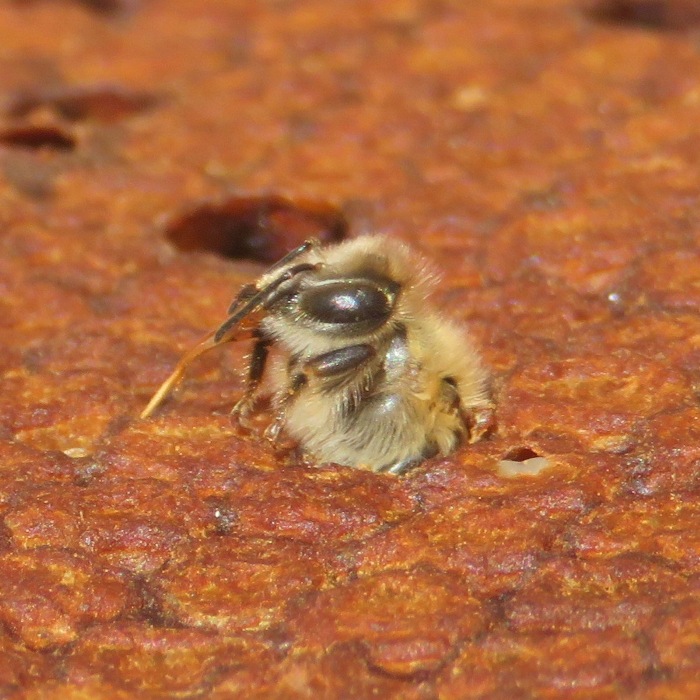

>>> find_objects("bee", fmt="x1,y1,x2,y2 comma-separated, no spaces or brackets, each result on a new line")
141,235,493,474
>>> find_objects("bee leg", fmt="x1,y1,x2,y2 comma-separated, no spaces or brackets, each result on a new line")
264,372,308,443
380,443,438,476
463,403,496,443
226,283,257,314
231,332,273,427
441,377,494,444
380,457,421,475
263,415,285,442
304,344,376,379
265,345,376,444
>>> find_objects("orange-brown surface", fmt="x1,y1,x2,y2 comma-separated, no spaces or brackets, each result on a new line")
1,0,700,697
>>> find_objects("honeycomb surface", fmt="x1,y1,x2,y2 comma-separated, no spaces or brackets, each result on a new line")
1,0,699,697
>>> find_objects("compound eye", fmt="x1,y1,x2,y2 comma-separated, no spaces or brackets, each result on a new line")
300,279,396,330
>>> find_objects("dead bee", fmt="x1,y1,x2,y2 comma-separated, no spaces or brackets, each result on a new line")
141,235,492,474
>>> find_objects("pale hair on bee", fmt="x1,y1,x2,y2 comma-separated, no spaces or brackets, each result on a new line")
141,235,493,474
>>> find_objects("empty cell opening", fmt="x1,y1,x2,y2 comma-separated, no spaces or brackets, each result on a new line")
0,125,75,151
6,84,161,124
497,446,551,478
78,0,139,12
12,0,139,15
165,195,348,264
584,0,700,29
500,446,541,462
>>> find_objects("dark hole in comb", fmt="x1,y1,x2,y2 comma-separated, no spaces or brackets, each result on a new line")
165,195,349,264
6,84,161,124
501,446,541,462
0,125,75,151
584,0,700,29
78,0,140,12
12,0,139,15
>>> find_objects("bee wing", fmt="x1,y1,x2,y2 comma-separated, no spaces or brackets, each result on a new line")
225,238,319,315
140,239,319,420
140,308,265,419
